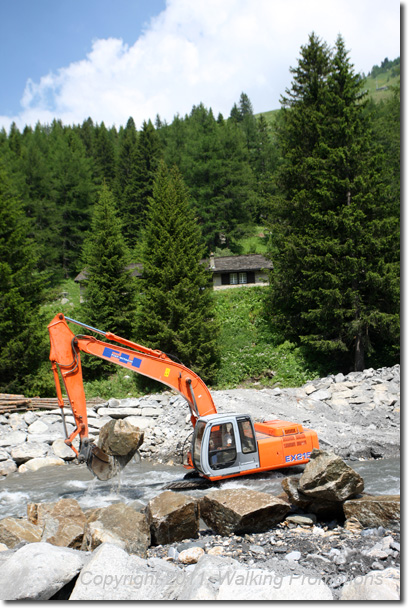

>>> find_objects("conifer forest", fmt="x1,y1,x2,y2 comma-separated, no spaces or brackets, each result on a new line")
0,35,400,396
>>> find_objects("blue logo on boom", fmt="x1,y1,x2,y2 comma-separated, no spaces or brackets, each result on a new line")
102,347,142,369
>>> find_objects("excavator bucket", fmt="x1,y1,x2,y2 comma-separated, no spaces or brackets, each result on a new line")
86,444,114,481
78,435,141,481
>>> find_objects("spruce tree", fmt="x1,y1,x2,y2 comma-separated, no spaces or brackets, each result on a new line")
268,33,399,371
0,160,47,394
127,119,162,247
136,161,220,383
49,121,95,278
81,184,136,341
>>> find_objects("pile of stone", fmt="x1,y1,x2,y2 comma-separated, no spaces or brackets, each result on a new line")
0,393,177,477
0,449,400,600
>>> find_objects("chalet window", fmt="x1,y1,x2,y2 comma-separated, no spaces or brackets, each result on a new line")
221,271,256,285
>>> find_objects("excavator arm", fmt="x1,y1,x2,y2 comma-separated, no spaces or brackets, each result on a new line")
48,313,217,479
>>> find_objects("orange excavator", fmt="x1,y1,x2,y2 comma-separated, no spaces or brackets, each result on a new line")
48,313,319,482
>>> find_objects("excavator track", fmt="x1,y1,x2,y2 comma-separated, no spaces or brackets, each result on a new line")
163,478,218,491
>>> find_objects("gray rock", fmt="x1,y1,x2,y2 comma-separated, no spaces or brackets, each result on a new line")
285,550,301,562
309,389,332,402
18,456,65,473
200,489,290,535
125,416,156,428
98,419,144,457
146,491,199,545
8,413,27,430
0,459,17,476
215,566,333,600
0,430,27,447
0,448,11,461
28,419,49,435
298,449,364,502
117,398,141,408
27,498,86,549
96,407,143,418
0,517,42,548
70,543,186,600
10,442,49,464
339,567,400,600
343,494,400,531
51,438,76,460
286,514,316,526
24,411,38,426
179,554,240,600
141,407,161,417
0,542,86,600
81,502,150,556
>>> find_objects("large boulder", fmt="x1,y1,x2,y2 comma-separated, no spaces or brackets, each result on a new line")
0,517,42,548
339,567,400,600
18,456,65,473
70,543,186,600
10,442,49,464
145,491,199,545
97,419,144,456
179,554,333,601
0,542,86,600
200,489,290,535
0,459,17,476
343,494,400,531
81,502,150,557
281,476,345,520
27,498,86,548
298,448,364,502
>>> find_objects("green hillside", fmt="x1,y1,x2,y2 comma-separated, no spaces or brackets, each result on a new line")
256,56,400,124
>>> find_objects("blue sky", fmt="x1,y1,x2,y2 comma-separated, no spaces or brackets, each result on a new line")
0,0,401,131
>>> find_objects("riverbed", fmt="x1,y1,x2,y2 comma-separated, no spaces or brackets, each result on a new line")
0,457,400,521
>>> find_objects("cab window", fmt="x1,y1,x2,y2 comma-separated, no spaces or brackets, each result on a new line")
208,422,237,470
237,418,257,454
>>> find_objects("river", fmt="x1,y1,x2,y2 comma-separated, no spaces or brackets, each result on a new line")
0,457,400,521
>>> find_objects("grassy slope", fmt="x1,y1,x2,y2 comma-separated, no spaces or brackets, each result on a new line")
41,281,318,398
255,65,400,126
213,287,318,389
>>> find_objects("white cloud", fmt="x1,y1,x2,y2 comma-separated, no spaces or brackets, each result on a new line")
0,0,400,131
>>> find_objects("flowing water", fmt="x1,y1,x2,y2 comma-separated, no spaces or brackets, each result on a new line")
0,457,400,521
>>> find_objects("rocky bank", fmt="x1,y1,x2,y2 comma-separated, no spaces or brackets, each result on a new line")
0,365,401,600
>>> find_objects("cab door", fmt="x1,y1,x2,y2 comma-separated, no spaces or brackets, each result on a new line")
236,416,260,471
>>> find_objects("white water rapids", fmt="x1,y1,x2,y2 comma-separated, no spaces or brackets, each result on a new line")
0,457,400,521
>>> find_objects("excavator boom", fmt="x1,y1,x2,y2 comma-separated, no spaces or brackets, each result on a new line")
48,313,217,479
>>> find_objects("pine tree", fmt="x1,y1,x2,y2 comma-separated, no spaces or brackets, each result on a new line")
0,160,48,394
136,161,220,383
124,119,162,248
93,121,117,188
268,33,399,371
81,184,136,341
49,121,95,278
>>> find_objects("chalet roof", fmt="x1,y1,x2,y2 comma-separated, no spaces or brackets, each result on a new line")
74,255,272,283
209,254,273,273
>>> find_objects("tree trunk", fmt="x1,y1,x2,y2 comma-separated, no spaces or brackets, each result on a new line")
354,334,365,371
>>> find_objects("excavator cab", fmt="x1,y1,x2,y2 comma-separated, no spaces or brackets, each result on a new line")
192,414,260,478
